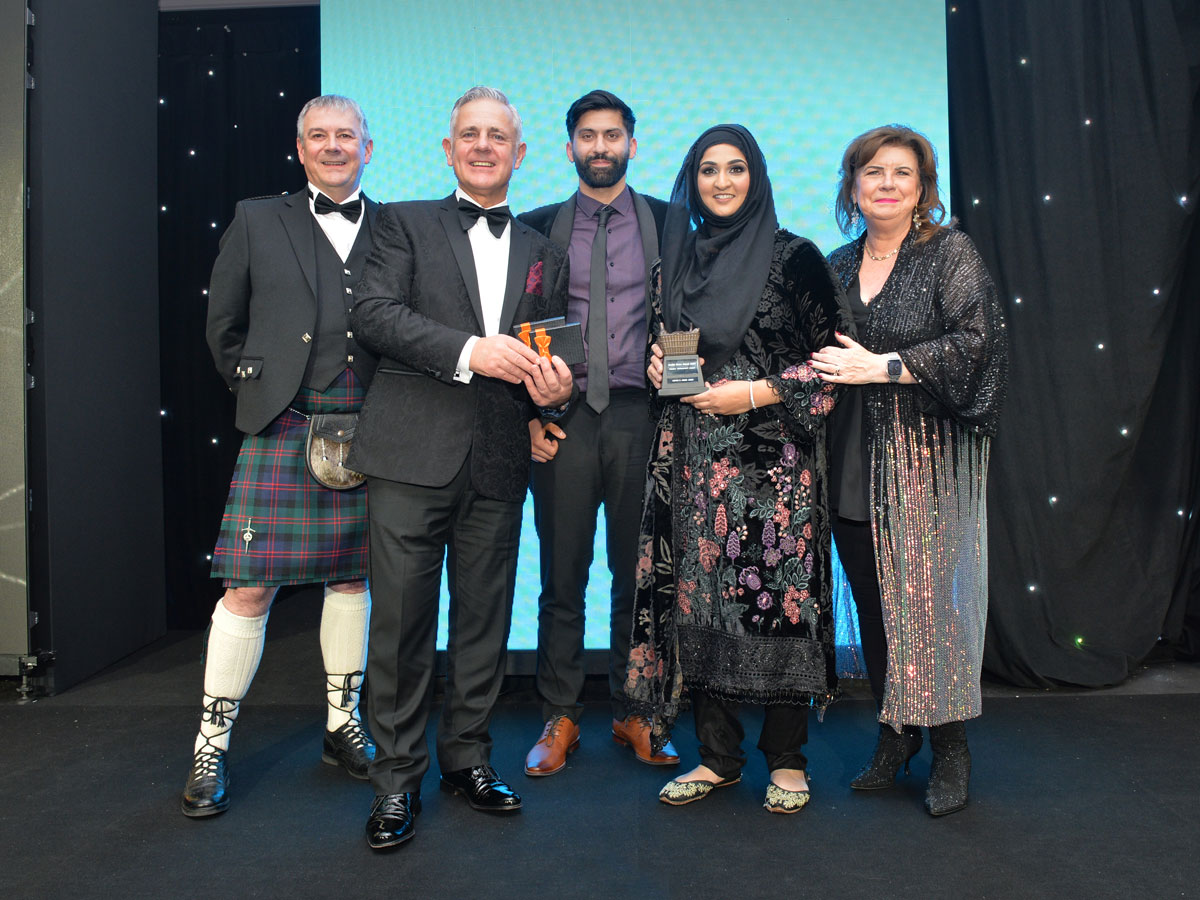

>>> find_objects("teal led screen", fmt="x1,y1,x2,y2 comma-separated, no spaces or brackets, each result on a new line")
321,0,950,654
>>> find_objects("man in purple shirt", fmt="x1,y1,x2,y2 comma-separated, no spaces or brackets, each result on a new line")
517,90,678,776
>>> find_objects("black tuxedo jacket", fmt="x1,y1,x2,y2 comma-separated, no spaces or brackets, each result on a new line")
206,191,381,435
348,194,569,502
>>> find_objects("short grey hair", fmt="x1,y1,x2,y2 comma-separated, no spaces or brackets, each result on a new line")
296,94,370,144
448,86,522,143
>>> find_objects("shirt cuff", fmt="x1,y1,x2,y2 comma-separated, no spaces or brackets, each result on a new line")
454,336,478,384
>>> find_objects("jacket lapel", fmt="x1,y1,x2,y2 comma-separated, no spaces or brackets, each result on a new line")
281,191,318,300
437,195,486,333
498,222,532,336
549,197,575,250
630,188,660,325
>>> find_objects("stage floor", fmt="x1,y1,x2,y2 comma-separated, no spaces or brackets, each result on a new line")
3,590,1198,899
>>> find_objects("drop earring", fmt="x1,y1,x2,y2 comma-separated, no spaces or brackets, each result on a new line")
851,204,861,229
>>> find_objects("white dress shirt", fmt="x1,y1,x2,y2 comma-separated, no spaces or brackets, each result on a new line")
453,188,511,383
307,183,364,262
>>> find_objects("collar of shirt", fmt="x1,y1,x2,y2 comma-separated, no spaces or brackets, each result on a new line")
574,184,633,220
307,183,363,216
455,187,511,238
307,183,364,263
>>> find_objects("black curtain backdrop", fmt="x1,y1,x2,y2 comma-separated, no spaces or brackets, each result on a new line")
948,1,1200,685
156,3,1200,684
158,8,319,627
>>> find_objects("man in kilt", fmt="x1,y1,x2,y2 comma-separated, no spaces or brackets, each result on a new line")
181,95,379,818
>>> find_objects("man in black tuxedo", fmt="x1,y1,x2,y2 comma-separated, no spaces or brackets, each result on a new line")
182,95,379,819
348,86,573,851
518,90,679,776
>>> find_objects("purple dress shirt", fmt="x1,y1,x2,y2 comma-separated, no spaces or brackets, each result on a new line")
567,188,647,393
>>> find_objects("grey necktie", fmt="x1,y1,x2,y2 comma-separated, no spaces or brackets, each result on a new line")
587,205,613,414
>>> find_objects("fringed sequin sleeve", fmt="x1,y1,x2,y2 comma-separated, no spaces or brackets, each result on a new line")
896,231,1009,435
764,237,855,442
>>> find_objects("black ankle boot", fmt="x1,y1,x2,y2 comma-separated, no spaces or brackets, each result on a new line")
850,724,923,790
925,721,971,816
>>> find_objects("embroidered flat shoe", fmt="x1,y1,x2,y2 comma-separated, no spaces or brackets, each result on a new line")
658,774,740,806
763,782,811,814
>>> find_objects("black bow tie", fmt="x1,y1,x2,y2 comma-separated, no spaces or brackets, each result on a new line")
312,192,362,223
457,200,511,238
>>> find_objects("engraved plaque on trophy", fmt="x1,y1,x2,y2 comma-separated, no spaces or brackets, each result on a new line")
657,328,704,397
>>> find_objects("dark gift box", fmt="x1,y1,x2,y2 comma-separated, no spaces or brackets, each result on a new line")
512,316,585,366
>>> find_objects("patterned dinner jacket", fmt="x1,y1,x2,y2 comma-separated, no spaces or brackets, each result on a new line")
348,193,569,502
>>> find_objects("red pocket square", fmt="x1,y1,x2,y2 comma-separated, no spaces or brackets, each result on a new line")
525,260,544,296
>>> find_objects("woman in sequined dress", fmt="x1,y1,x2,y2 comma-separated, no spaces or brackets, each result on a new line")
624,124,852,814
811,125,1008,816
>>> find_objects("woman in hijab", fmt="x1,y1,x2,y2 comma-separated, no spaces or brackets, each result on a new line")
625,125,851,813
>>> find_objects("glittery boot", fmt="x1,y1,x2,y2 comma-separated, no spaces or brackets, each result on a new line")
925,721,971,816
850,724,923,790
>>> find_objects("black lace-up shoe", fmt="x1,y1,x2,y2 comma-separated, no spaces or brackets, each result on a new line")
322,720,376,780
440,764,522,812
366,792,421,850
180,747,230,818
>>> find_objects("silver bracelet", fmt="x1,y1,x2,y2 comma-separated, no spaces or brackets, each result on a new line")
749,380,757,410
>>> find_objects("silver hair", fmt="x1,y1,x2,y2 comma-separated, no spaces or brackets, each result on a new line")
448,85,522,143
296,94,370,143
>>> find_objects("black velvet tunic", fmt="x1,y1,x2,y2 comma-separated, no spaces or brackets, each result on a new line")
625,231,853,747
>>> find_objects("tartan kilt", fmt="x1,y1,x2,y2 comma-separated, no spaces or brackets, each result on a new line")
210,368,369,587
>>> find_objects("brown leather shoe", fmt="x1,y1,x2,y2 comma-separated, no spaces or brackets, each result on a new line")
524,716,580,776
611,716,680,766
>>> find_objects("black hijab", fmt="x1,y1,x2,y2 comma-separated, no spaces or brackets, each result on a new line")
660,124,778,374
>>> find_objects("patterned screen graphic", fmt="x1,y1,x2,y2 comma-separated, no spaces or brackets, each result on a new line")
322,0,949,654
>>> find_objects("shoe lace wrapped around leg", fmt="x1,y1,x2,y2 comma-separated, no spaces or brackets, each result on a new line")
194,696,237,765
327,670,364,711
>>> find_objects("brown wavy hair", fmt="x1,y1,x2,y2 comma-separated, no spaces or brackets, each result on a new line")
834,124,951,244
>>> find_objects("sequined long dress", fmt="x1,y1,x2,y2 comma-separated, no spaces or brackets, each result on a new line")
626,232,853,747
828,228,1008,729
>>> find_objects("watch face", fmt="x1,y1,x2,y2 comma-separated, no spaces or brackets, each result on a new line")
887,358,902,380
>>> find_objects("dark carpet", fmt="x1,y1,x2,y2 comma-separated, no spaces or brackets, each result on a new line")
3,591,1198,900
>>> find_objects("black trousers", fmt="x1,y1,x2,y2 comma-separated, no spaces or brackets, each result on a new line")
529,390,655,722
692,691,809,779
364,462,521,795
832,517,888,708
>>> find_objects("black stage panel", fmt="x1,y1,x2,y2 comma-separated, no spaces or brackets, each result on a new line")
24,0,164,691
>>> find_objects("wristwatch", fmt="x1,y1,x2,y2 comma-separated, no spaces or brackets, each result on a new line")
886,353,902,383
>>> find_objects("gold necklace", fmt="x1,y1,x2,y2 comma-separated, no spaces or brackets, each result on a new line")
865,243,900,262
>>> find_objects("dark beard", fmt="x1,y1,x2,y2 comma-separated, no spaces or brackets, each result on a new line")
575,152,629,189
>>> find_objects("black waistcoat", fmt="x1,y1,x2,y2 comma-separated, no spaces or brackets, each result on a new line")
303,216,373,391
